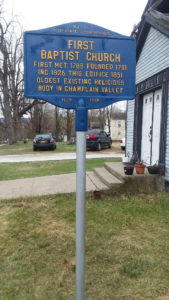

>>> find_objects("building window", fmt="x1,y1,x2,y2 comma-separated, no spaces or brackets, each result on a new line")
118,121,121,127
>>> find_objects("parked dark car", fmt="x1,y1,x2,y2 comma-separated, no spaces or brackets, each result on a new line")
86,129,112,151
33,134,56,151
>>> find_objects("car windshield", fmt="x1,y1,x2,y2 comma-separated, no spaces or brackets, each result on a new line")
86,130,100,135
35,134,51,139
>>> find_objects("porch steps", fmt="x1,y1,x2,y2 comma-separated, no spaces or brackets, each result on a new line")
91,162,165,193
87,171,109,190
94,167,122,188
104,162,125,181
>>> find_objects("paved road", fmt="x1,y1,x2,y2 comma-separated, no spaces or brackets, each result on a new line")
0,151,124,163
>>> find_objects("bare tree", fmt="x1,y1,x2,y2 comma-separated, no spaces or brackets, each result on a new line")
54,106,62,141
98,108,106,130
30,101,43,136
110,104,126,120
0,3,37,143
104,104,126,133
66,109,74,142
105,106,111,133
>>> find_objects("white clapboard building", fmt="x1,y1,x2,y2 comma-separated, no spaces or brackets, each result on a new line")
126,0,169,186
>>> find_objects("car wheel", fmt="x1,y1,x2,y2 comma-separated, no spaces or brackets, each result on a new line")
97,143,101,151
121,146,125,151
33,146,36,151
108,142,111,148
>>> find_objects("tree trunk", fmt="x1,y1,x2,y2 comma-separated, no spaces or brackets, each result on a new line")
0,10,40,143
54,107,61,141
106,107,111,133
66,110,73,142
2,81,17,144
99,109,106,130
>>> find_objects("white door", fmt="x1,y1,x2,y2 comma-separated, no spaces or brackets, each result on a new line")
141,92,153,164
141,89,162,165
151,89,162,165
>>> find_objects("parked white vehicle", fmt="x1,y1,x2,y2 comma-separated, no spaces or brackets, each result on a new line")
120,137,125,151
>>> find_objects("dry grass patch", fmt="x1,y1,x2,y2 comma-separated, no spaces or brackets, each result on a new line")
0,192,169,299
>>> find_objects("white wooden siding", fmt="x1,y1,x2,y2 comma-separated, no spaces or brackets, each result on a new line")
165,83,169,181
136,27,169,84
126,100,135,158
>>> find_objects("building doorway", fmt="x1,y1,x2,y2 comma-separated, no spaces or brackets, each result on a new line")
141,89,162,165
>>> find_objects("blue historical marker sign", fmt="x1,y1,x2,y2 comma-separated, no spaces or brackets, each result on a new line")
24,22,136,111
24,23,136,299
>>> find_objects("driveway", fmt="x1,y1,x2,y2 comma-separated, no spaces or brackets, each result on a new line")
0,151,124,163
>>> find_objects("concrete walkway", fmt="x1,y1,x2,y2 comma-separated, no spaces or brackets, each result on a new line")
0,151,124,200
0,161,164,200
0,162,125,200
0,171,109,200
0,151,124,163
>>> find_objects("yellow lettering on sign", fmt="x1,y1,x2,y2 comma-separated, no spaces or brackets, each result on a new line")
38,85,53,92
63,78,92,85
85,71,108,78
104,53,109,62
86,63,113,70
47,51,53,59
38,69,48,75
90,98,100,102
68,40,94,50
51,70,65,76
40,50,80,61
111,72,123,78
62,98,72,102
115,64,127,70
77,40,82,49
53,51,59,59
37,77,60,84
56,86,63,92
54,62,67,68
101,87,122,94
68,40,73,49
34,61,52,68
70,63,83,69
64,85,98,93
83,41,88,50
68,70,82,77
41,50,47,59
86,52,121,63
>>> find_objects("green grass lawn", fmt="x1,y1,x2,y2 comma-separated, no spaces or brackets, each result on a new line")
0,141,76,155
0,158,121,181
0,141,121,155
0,192,169,299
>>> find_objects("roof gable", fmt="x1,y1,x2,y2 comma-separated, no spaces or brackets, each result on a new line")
132,0,169,62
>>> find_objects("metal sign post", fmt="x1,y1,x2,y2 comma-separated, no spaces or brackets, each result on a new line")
75,105,88,300
24,22,136,300
76,130,86,300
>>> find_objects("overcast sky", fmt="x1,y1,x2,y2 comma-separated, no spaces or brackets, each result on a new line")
3,0,148,35
2,0,148,113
